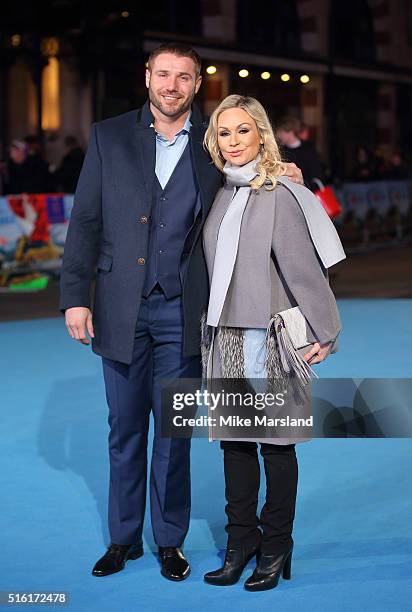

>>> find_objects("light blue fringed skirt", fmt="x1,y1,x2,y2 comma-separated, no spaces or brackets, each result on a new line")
206,326,311,445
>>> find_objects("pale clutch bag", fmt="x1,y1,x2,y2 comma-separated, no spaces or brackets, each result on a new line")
268,306,318,385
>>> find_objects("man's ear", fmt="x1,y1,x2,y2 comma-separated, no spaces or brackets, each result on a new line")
195,76,202,94
145,69,150,89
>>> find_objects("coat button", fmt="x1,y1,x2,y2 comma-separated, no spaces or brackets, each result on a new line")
137,258,145,265
139,216,148,224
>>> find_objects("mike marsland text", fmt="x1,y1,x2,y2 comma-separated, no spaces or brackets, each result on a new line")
172,415,314,427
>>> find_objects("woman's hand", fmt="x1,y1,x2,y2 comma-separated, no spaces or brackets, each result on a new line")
303,342,331,365
283,162,304,185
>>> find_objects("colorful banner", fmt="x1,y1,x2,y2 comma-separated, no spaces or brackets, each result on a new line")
0,183,410,264
0,197,24,254
0,193,73,263
341,181,412,220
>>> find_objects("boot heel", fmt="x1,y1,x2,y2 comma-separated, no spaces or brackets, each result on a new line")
282,552,292,580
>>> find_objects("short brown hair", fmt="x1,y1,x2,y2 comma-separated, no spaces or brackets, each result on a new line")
276,116,301,135
147,43,202,77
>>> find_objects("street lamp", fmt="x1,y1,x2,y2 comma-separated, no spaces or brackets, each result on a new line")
11,35,21,48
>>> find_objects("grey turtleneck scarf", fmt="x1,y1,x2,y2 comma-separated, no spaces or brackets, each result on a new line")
207,157,259,327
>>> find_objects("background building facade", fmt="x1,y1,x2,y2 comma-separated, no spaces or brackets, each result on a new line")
1,0,411,177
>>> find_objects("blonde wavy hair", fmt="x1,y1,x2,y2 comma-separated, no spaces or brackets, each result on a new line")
204,95,287,190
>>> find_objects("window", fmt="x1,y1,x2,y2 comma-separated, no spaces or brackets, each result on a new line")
330,0,376,62
237,0,301,54
142,0,202,37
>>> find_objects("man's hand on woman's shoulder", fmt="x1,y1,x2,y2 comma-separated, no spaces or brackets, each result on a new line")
283,162,304,185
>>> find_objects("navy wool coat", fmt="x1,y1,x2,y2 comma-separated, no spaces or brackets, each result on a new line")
59,102,222,364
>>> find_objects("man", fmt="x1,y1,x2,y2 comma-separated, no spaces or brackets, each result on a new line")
276,116,324,191
52,135,85,193
3,140,28,194
60,42,303,582
23,135,53,193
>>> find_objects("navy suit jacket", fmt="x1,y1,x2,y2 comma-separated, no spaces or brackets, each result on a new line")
59,101,222,364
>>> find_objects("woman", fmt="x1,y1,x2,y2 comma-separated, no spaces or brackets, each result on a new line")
201,95,345,591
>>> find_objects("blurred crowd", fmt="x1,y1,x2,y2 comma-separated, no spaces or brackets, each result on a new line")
274,116,412,251
338,203,412,248
0,135,84,195
275,116,411,187
351,145,410,182
0,121,410,197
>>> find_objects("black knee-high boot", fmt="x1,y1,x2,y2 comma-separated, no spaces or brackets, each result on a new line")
221,441,262,548
259,443,298,553
204,441,261,586
244,443,298,592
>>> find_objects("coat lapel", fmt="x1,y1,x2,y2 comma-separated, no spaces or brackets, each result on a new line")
136,129,156,200
135,101,156,202
189,105,222,219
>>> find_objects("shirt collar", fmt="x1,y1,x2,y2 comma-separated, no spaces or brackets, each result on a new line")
150,112,192,141
181,113,192,133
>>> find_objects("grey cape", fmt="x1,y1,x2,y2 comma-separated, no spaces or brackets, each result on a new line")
201,175,345,444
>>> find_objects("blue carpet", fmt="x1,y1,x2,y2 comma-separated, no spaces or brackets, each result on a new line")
0,299,411,611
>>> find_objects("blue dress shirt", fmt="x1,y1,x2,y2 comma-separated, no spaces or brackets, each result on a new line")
151,114,192,189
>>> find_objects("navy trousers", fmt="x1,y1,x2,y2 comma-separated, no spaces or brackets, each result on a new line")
102,290,201,546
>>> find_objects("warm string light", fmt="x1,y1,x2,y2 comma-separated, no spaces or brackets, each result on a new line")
206,65,217,75
231,69,310,83
11,34,21,47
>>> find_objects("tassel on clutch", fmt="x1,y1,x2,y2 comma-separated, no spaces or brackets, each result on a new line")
267,307,318,386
